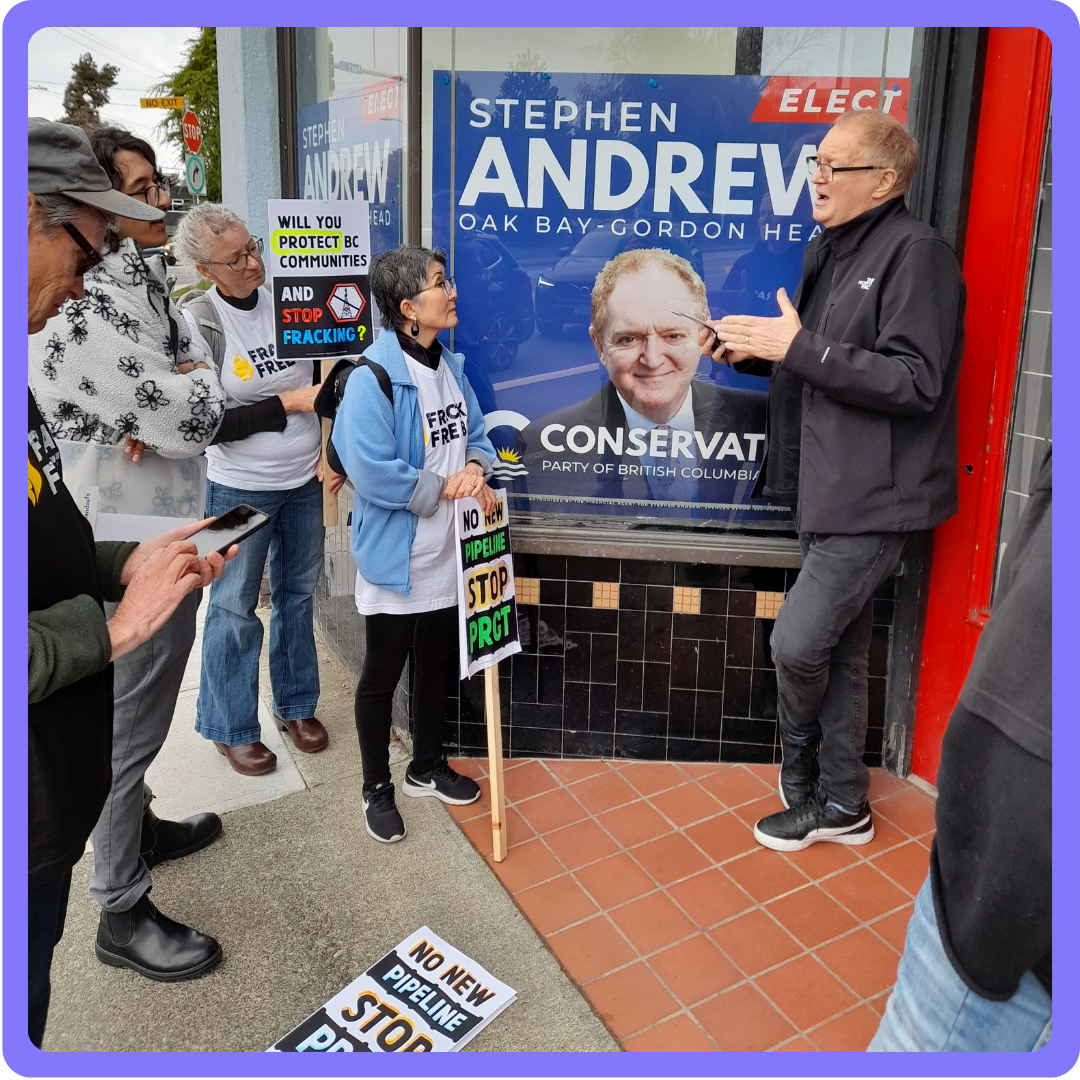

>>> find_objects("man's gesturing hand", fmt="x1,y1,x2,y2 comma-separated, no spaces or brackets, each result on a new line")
717,287,803,363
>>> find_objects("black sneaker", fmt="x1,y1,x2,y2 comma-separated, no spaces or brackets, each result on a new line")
754,794,874,852
402,757,481,806
363,782,406,843
778,731,820,809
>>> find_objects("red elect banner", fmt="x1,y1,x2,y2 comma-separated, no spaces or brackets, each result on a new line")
752,77,911,125
361,78,403,123
182,110,203,153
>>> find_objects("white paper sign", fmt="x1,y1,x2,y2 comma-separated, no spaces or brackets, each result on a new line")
454,488,522,680
268,927,516,1053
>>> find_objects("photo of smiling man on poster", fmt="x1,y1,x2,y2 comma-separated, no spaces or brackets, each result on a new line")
516,248,768,517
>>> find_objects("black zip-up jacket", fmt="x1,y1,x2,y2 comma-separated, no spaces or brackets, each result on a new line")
751,197,966,535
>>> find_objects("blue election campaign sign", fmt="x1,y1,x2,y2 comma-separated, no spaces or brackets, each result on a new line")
432,71,842,529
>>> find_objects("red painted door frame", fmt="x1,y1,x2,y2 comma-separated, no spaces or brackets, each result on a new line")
910,28,1051,783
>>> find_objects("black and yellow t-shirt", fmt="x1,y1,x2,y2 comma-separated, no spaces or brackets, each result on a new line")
28,388,113,888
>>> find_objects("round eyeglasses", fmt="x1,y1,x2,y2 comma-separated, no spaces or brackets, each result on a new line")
416,277,457,299
205,237,265,272
131,175,172,207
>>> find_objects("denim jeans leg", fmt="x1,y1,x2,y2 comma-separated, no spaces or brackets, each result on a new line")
267,477,324,720
869,876,1052,1051
770,532,906,811
195,481,281,745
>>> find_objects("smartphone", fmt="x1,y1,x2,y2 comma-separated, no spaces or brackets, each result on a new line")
190,504,269,557
669,309,729,364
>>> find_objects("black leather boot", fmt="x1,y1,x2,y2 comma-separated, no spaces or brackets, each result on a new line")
778,730,821,809
140,806,222,870
95,893,222,981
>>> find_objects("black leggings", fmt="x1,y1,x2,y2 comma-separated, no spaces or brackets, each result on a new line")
354,607,459,791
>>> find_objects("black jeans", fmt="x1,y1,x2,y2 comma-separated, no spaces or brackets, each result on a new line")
770,532,907,812
354,607,459,791
28,870,72,1049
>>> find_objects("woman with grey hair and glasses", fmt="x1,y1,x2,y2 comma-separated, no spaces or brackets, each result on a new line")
174,203,337,777
331,245,496,843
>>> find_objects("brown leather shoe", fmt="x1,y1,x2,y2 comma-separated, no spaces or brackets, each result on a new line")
214,740,277,776
275,716,329,754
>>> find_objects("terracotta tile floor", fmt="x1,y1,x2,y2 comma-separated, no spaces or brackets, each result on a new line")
447,757,935,1052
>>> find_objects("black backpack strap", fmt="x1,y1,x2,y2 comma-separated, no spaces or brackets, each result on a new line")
321,355,394,476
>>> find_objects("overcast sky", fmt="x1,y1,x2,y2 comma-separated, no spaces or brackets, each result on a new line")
27,26,201,174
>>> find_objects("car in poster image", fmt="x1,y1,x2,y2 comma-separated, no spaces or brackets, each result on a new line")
453,234,535,371
534,225,705,337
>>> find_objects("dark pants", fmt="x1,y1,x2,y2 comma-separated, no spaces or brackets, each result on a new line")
354,606,459,791
28,870,72,1049
770,532,906,812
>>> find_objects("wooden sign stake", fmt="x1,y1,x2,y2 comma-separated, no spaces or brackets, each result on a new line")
319,359,338,528
484,664,507,862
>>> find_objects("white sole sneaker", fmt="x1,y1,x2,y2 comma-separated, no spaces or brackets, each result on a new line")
362,801,406,843
754,817,874,852
401,775,481,806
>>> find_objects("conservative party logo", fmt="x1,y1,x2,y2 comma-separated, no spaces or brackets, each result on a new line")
491,447,527,481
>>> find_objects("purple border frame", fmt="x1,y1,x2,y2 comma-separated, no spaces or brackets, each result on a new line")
6,2,1075,1075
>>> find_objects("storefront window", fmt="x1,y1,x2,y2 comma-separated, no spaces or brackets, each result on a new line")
425,28,915,532
292,28,408,266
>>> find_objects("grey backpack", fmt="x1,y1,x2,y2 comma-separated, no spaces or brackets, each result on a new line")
175,288,225,373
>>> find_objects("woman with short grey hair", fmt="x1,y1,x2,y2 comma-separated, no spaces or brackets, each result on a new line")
331,245,496,843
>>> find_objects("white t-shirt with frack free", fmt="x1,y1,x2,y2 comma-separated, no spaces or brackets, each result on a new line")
195,286,321,491
354,353,468,615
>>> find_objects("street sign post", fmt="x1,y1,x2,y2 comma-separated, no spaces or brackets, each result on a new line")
185,153,206,196
182,110,203,154
139,96,184,109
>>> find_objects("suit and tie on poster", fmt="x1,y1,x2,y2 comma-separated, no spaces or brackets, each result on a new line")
432,70,910,528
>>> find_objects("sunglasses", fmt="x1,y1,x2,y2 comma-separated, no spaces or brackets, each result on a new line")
62,222,104,276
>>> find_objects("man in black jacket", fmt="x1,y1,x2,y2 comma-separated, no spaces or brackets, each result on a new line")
709,109,966,850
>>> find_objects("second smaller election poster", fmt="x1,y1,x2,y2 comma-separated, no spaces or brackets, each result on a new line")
266,198,372,361
268,927,516,1052
455,488,522,679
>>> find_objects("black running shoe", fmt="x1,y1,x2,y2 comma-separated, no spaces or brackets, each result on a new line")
402,757,481,806
778,731,820,809
363,782,406,843
754,794,874,852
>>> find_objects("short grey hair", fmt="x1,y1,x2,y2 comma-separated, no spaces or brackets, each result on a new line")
370,245,447,332
173,202,247,266
31,192,111,232
831,110,920,196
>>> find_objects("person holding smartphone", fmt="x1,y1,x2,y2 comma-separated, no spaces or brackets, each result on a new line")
28,125,232,985
331,245,496,844
174,203,339,776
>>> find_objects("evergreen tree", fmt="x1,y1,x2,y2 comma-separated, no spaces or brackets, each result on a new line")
60,52,118,128
155,28,220,201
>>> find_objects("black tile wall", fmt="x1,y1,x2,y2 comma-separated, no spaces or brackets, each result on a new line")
318,552,895,766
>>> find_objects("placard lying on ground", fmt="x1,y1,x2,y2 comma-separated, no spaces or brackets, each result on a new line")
455,488,522,679
268,927,515,1052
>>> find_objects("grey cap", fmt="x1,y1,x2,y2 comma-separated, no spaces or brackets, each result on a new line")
28,117,164,221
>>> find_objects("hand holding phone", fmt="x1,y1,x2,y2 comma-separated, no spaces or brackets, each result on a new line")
188,504,270,557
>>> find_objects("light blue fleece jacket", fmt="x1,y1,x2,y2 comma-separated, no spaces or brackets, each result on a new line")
331,331,495,597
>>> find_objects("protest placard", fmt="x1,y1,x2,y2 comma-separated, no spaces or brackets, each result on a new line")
268,927,515,1053
455,487,520,860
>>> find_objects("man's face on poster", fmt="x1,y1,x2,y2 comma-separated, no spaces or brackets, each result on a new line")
590,265,704,425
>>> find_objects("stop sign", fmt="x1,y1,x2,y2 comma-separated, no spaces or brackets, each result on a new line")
182,110,202,154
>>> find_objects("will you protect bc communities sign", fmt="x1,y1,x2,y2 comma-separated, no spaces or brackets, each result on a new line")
267,198,372,361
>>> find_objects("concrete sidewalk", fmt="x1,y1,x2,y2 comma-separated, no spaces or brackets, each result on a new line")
42,607,618,1053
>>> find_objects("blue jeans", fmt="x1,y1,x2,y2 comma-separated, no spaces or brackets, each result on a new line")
869,876,1052,1052
195,477,324,745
